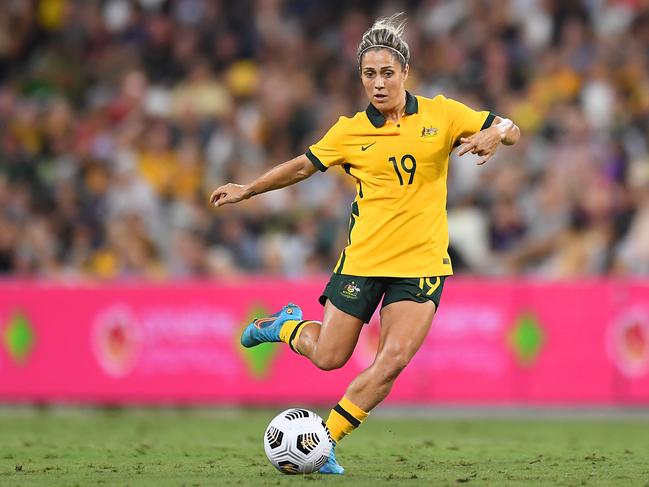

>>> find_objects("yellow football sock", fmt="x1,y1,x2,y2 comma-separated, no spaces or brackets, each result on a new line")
279,320,311,354
325,396,369,444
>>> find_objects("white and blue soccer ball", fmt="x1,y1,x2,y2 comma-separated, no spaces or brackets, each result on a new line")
263,408,332,474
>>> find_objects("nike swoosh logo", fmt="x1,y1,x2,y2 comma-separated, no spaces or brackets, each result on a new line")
361,142,376,151
254,317,274,329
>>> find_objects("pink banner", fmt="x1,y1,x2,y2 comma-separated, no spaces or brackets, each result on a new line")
0,279,648,405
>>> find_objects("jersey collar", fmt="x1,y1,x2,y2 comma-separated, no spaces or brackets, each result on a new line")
365,91,419,128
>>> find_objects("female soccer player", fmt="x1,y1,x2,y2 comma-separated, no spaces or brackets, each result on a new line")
210,14,520,474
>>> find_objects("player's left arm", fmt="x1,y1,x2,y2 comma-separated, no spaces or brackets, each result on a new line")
457,116,520,165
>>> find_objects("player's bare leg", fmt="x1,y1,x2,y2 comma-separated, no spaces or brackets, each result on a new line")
345,299,436,411
241,301,363,373
293,301,364,370
320,299,436,474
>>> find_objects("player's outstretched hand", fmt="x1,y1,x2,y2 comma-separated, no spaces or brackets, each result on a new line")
210,183,249,207
457,127,502,165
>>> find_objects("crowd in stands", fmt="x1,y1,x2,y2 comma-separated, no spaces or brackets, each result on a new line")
1,0,648,279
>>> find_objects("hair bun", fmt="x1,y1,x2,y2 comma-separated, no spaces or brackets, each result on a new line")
357,13,410,68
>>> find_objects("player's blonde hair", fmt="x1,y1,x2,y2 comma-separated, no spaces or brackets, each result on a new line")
357,13,410,69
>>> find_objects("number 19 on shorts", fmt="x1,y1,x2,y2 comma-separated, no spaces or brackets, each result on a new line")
389,154,417,185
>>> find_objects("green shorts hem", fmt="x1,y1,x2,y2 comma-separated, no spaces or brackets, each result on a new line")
319,292,374,323
381,276,446,310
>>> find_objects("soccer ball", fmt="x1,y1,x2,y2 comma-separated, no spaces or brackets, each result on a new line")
263,408,332,474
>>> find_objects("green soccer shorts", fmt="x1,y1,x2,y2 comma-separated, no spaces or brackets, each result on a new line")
319,273,447,323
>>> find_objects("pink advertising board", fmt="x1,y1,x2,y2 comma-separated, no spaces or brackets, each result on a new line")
0,278,648,405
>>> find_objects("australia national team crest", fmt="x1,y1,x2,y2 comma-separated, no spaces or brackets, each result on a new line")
341,281,361,300
421,126,438,137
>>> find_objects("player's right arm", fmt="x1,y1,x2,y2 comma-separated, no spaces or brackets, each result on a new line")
210,154,317,207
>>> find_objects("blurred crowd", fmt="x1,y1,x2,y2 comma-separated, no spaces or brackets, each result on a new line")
1,0,649,279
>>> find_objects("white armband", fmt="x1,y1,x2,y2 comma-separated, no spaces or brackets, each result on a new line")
494,118,513,141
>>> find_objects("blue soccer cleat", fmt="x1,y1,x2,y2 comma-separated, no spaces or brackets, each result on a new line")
319,443,344,475
240,303,303,348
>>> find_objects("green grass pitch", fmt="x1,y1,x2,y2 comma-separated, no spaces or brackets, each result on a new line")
1,408,648,486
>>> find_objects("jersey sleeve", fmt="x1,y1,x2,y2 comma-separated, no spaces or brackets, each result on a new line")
444,97,495,146
305,117,347,172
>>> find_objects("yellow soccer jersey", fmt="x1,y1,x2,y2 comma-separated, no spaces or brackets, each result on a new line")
306,91,493,277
